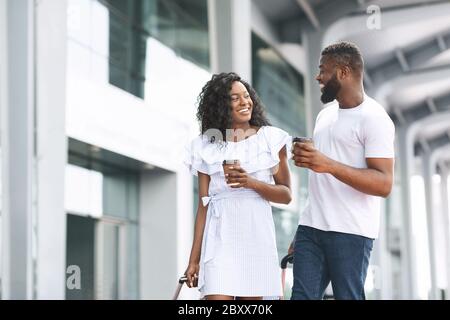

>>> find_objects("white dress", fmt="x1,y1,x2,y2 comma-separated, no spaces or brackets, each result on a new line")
184,126,291,297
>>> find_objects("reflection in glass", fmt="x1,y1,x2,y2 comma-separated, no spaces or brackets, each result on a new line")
252,33,306,136
272,207,298,297
95,221,120,299
103,0,209,99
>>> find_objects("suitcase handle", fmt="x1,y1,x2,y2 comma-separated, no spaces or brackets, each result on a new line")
173,276,188,300
280,253,293,269
280,253,293,300
178,276,188,284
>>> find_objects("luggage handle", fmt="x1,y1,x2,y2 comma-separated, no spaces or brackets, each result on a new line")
280,253,293,269
172,276,188,300
280,253,293,300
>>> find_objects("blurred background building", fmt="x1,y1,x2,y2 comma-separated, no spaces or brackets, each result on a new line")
0,0,449,300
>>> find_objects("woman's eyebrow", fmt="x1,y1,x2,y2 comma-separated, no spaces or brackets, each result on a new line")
230,91,249,96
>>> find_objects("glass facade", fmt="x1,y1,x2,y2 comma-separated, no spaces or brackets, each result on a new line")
65,139,140,299
101,0,209,98
252,33,306,137
67,0,209,98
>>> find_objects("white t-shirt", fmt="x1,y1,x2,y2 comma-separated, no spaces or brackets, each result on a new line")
299,95,395,239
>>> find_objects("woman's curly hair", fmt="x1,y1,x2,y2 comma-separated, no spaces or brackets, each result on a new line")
196,72,271,143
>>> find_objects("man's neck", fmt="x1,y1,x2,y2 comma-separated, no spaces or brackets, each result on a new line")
337,85,365,109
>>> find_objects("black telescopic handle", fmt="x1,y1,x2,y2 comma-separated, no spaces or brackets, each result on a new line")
280,253,293,269
179,276,188,284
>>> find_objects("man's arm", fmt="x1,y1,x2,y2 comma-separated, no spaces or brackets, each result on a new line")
327,157,393,198
292,142,394,198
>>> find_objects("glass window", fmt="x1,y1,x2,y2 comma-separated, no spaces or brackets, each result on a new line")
272,207,298,297
272,208,298,260
65,162,139,222
66,214,96,300
252,33,306,137
66,140,140,222
126,223,139,299
95,220,120,299
65,140,141,299
101,0,209,98
103,172,139,221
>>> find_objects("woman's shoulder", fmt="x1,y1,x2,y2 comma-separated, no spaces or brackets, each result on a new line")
188,134,216,149
184,134,224,176
189,134,207,145
260,125,290,139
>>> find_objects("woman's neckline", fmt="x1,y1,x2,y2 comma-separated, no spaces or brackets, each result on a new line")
226,126,265,143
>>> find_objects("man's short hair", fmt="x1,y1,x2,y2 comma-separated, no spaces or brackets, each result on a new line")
321,41,364,75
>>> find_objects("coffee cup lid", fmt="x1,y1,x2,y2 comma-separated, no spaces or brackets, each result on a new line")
293,137,313,143
223,159,240,165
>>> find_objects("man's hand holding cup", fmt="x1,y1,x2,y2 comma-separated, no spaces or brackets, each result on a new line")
292,137,333,173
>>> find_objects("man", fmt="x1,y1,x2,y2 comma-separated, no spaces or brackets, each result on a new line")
290,41,395,300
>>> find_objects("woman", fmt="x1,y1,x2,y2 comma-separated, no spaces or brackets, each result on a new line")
184,72,292,300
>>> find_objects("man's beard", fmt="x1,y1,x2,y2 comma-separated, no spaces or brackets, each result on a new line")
320,74,341,104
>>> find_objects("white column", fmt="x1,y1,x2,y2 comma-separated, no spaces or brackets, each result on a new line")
140,170,178,299
175,167,197,299
378,200,392,299
35,0,68,299
439,164,450,300
207,0,252,81
2,0,35,299
0,0,8,298
422,153,438,300
397,126,417,299
302,30,324,136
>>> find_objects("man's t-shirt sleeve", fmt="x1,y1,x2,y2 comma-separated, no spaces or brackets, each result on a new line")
363,110,395,158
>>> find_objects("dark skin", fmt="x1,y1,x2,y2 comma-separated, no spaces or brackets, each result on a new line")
185,81,292,300
288,55,394,254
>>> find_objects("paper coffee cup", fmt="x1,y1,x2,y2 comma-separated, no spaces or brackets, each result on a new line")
223,159,240,186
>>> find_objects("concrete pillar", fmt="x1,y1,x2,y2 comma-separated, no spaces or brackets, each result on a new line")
2,0,67,300
139,168,197,299
422,153,438,300
397,126,417,299
35,0,68,299
377,200,392,299
439,164,450,300
0,0,8,298
175,166,196,299
140,170,178,299
207,0,252,82
302,30,324,136
2,0,35,299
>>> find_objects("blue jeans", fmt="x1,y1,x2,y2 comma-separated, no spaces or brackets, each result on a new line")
291,225,373,300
